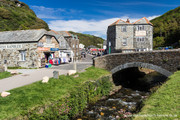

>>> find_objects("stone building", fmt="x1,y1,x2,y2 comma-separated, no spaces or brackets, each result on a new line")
49,30,73,62
57,31,80,61
107,17,153,53
0,29,60,68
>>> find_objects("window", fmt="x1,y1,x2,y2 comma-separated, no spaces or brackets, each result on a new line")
121,26,127,32
122,38,127,46
76,45,78,48
46,36,51,44
60,41,65,47
136,37,145,42
20,50,26,61
73,45,75,48
37,42,43,47
136,25,145,31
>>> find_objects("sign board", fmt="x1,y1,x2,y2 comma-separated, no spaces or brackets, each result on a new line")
50,48,59,51
38,47,50,51
0,44,22,49
135,31,146,36
43,43,55,48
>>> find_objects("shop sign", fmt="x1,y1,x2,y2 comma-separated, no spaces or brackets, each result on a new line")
38,47,50,51
43,43,55,48
135,31,146,36
50,48,59,51
0,44,22,49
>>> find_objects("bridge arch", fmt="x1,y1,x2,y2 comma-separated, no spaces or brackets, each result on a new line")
111,62,172,77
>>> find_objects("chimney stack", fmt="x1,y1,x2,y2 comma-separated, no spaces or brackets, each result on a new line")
126,19,130,23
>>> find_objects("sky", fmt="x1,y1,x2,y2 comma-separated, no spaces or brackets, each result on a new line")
20,0,180,39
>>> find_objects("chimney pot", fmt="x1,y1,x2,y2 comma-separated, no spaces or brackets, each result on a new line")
126,19,130,23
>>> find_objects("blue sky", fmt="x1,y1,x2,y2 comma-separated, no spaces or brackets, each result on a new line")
20,0,180,39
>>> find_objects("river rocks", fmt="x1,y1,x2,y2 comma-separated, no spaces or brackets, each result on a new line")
100,112,104,116
67,70,76,75
42,76,49,83
1,91,11,97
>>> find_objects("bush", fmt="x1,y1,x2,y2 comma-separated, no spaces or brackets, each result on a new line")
26,76,112,119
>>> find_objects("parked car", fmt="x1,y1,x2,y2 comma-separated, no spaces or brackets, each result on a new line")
81,52,86,55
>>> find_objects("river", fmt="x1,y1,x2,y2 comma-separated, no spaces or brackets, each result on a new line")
75,69,167,120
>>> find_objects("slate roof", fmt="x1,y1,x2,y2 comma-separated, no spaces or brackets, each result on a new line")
49,30,72,50
133,17,153,25
109,19,131,26
0,29,54,43
109,17,153,26
57,31,72,37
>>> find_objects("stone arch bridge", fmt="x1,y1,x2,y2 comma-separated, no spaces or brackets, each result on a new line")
94,49,180,77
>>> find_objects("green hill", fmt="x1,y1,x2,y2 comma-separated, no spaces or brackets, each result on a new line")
151,6,180,48
69,31,105,47
0,0,49,31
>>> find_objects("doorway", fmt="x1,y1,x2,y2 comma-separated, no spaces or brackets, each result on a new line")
44,52,51,63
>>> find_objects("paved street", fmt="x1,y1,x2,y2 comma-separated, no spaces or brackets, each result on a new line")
0,54,92,92
50,54,93,72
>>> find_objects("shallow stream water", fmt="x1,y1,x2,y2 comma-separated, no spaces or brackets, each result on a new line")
75,87,149,120
75,71,167,120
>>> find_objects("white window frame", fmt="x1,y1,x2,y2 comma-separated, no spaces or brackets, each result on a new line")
19,50,26,61
60,41,65,47
121,26,127,32
137,25,145,31
122,38,127,46
136,37,145,42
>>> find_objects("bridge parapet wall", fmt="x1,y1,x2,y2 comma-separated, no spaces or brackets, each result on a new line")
94,49,180,74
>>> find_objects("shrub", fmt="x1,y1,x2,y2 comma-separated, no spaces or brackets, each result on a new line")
26,76,112,119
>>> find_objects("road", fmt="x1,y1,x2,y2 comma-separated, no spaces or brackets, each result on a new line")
50,54,93,72
0,54,93,92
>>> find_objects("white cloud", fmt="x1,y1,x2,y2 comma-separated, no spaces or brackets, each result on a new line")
48,15,159,39
30,5,81,19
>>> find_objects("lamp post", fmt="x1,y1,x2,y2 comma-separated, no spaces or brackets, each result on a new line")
97,43,103,56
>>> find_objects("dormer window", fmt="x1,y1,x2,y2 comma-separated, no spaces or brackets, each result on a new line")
46,36,52,44
121,26,127,32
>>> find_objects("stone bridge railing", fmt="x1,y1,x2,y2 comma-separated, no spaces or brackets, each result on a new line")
94,49,180,77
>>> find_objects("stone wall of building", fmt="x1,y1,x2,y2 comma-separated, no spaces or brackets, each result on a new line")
116,25,134,50
107,25,116,53
133,25,153,50
37,35,59,59
106,20,153,53
64,36,79,61
0,43,38,68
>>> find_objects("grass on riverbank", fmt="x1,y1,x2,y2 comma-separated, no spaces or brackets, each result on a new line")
0,72,11,80
0,67,110,119
134,71,180,120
